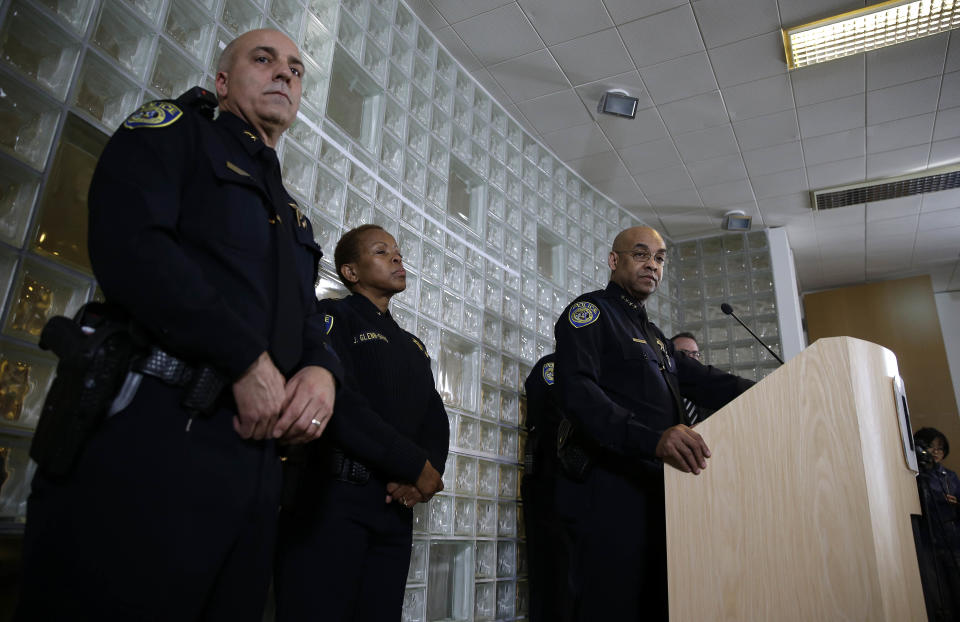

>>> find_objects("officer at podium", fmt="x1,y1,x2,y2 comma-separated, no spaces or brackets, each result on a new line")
553,226,753,621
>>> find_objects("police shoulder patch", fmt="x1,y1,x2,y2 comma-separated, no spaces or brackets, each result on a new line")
568,301,600,328
323,314,334,335
542,361,555,385
123,101,183,130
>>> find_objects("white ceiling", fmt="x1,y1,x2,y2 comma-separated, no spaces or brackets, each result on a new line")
405,0,960,294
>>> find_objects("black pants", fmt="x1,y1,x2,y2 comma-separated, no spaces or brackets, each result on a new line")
275,473,413,622
555,465,668,622
522,474,573,622
16,376,280,622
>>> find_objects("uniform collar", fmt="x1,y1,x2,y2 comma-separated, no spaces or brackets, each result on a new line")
605,281,648,320
346,292,392,321
215,110,270,159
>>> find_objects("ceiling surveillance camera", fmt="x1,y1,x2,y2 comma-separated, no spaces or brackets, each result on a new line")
597,90,638,119
722,210,752,231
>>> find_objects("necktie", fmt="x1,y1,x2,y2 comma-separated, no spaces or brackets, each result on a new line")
683,398,699,426
258,148,303,374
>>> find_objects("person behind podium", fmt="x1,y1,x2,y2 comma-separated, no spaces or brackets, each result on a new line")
553,226,754,621
274,224,449,621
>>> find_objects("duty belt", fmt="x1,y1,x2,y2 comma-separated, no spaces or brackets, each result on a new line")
329,448,371,485
132,347,227,416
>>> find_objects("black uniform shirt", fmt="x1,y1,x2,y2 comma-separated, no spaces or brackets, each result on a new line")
88,100,342,382
318,294,449,483
524,353,560,478
554,281,753,461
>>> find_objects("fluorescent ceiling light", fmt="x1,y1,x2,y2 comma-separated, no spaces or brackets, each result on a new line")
783,0,960,69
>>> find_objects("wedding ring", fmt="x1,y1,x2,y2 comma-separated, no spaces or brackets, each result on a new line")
310,418,322,426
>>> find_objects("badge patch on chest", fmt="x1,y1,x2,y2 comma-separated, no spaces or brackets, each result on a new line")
123,101,183,130
568,301,600,328
323,314,334,335
542,362,555,385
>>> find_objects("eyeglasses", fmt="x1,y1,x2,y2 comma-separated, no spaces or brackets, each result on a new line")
676,349,702,360
929,445,945,454
614,249,666,265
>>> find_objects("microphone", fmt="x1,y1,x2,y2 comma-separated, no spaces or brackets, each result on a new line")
721,303,784,365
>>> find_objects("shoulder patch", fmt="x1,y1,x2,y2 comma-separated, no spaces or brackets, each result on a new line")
542,361,555,386
323,314,334,335
568,301,600,328
123,101,183,130
411,336,429,358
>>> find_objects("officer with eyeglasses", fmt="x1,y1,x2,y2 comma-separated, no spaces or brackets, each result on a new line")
671,332,714,425
552,226,754,621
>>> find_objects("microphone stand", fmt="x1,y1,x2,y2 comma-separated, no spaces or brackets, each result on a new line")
721,303,784,365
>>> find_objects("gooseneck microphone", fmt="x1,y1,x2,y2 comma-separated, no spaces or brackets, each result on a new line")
721,302,784,365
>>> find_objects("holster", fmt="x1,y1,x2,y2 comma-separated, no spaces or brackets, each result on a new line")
556,417,592,482
31,303,143,478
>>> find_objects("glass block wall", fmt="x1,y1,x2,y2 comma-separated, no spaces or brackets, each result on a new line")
0,0,692,620
673,231,782,383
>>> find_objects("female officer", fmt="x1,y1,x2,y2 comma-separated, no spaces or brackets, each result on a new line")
275,224,449,621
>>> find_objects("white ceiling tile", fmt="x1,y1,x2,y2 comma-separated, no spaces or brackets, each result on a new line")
503,103,540,137
797,94,865,139
473,68,512,105
866,214,918,238
603,0,688,25
591,175,645,207
949,262,960,289
433,26,483,72
722,74,795,122
518,0,613,45
865,34,950,92
687,153,748,187
743,141,805,177
488,49,569,102
732,110,801,151
709,31,787,88
619,138,683,174
550,28,635,86
641,52,718,104
452,4,542,66
934,106,960,141
699,178,755,207
543,122,613,160
406,0,449,29
866,196,923,222
516,89,591,134
635,164,695,195
672,123,739,161
806,156,866,189
597,105,669,148
948,31,960,73
777,0,862,28
913,247,960,265
658,91,730,134
790,54,865,107
649,189,704,209
939,70,960,109
751,168,808,199
659,209,714,238
866,145,930,179
922,188,960,213
618,5,705,67
429,0,515,24
913,226,960,261
802,128,865,166
918,208,960,232
692,0,781,49
567,149,629,183
930,137,960,168
759,193,812,225
866,76,941,126
866,113,935,155
928,262,959,292
814,204,865,229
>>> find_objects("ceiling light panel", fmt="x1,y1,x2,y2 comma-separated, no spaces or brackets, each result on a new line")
783,0,960,69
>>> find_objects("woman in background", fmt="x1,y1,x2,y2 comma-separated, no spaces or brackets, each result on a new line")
275,224,449,621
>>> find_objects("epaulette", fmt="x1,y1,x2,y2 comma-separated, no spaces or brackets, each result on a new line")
175,86,219,120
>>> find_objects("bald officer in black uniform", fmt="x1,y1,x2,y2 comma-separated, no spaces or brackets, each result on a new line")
553,226,754,621
17,29,341,621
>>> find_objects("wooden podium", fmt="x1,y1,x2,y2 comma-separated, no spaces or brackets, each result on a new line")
664,337,927,621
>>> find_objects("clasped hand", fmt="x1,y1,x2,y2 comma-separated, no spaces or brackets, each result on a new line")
231,352,336,443
385,460,444,508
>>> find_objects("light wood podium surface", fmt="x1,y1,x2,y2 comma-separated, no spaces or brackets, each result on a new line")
664,337,926,622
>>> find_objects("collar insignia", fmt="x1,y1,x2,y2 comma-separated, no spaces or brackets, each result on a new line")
243,130,258,141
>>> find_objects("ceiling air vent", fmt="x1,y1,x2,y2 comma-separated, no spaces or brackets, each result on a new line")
810,165,960,211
